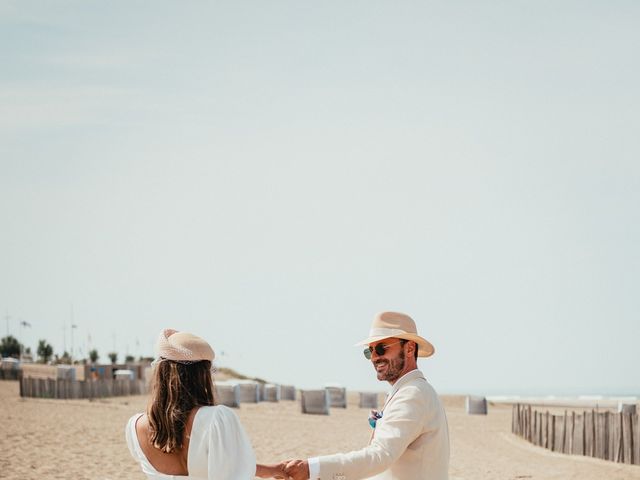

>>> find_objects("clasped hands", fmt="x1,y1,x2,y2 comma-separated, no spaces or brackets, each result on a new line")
260,459,309,479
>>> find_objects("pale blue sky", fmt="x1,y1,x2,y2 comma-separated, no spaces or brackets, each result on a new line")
1,1,639,394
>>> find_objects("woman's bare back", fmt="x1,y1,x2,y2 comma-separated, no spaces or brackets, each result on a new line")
135,408,200,476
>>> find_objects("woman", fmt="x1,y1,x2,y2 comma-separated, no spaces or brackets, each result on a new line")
126,329,286,479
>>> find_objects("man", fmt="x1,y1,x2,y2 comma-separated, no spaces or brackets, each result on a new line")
284,311,449,480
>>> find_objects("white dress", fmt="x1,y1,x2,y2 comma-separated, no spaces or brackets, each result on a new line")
126,405,257,479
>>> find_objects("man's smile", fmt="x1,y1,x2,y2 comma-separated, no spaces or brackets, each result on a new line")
374,361,389,372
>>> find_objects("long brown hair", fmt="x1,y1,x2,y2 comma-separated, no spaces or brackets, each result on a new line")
147,359,216,453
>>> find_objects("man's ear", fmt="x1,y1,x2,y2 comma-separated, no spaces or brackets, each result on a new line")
406,341,415,355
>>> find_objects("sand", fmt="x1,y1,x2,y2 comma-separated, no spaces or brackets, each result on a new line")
1,381,638,480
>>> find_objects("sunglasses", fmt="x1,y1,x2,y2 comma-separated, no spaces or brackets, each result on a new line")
363,341,403,360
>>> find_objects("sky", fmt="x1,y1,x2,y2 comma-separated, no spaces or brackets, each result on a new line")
1,1,639,395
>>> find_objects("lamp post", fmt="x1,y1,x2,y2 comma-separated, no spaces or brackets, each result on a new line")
69,303,77,364
71,324,77,364
19,320,31,361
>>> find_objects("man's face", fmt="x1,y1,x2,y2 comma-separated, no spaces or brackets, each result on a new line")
368,339,405,383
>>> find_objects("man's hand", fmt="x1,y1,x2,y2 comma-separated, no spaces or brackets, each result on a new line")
284,459,310,480
273,461,291,479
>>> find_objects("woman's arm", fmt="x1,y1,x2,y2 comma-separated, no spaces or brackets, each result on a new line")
256,462,288,478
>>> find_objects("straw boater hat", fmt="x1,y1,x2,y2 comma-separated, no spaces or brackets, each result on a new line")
155,328,215,362
355,312,435,358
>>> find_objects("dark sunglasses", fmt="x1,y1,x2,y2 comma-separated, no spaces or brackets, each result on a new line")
363,341,403,360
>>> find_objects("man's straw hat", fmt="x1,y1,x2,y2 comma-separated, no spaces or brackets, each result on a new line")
155,328,215,362
355,312,435,358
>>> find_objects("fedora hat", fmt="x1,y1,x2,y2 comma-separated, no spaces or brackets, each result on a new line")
355,312,435,358
155,328,215,362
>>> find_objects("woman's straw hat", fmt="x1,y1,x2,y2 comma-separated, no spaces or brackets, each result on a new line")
155,328,215,362
355,312,435,358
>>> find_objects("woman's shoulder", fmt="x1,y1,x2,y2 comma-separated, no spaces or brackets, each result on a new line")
127,412,144,423
190,405,244,443
195,404,237,422
124,412,145,460
125,412,144,433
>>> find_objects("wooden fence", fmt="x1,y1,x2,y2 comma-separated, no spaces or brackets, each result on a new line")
20,376,146,400
0,369,20,380
512,404,639,465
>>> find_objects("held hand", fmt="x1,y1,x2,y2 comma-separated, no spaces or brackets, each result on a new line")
284,459,310,480
274,461,293,479
255,462,291,479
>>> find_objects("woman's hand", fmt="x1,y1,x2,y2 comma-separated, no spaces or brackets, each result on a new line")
256,462,290,479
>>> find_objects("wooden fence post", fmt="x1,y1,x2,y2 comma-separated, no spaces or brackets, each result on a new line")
544,411,549,449
570,411,575,454
582,412,587,455
605,411,610,461
591,409,596,457
539,411,543,446
623,412,632,464
561,411,567,453
634,413,639,465
516,404,521,437
532,410,536,444
616,412,623,463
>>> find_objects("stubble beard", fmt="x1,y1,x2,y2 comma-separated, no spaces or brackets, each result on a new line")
374,348,405,383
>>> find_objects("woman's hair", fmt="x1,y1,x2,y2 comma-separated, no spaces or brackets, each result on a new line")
147,359,216,453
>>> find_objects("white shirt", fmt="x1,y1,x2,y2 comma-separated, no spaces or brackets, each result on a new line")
126,405,256,479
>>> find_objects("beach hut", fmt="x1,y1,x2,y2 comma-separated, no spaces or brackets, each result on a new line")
256,382,265,401
21,363,57,380
0,358,20,380
618,403,637,414
280,385,296,401
263,384,280,402
215,383,241,408
143,365,153,386
359,392,379,409
465,395,488,415
301,389,331,415
114,369,135,380
57,365,77,380
325,384,347,408
236,380,260,403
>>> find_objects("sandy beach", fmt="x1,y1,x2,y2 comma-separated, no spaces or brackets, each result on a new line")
1,380,638,480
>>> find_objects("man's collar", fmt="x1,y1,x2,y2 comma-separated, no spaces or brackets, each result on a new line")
388,368,425,394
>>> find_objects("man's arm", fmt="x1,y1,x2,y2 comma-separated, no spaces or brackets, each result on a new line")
285,386,426,480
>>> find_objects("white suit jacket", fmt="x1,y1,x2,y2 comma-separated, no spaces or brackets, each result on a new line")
315,369,449,480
